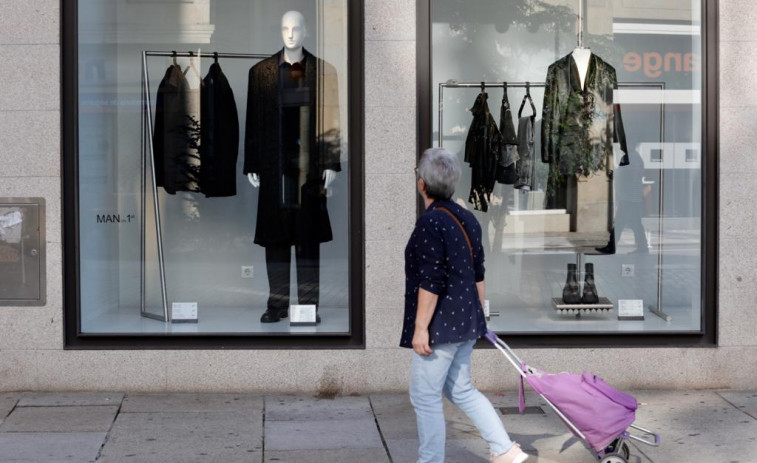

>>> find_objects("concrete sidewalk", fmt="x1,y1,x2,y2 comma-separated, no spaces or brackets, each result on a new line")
0,389,755,462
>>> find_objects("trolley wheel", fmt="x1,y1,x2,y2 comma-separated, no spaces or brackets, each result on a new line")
603,439,631,459
619,442,630,459
599,455,628,463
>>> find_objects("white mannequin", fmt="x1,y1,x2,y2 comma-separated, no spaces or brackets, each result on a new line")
247,10,337,191
571,46,592,90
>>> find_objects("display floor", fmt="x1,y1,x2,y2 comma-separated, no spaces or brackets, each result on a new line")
81,307,350,335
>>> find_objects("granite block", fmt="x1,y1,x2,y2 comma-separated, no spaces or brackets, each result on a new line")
0,111,60,177
265,418,383,451
18,392,123,407
719,107,757,174
364,105,417,175
720,0,757,43
121,393,263,413
0,0,59,44
365,239,408,310
0,45,59,111
265,395,373,421
365,41,415,108
0,393,20,423
365,173,416,241
720,42,757,108
265,448,389,463
0,432,106,462
0,405,119,432
99,411,263,460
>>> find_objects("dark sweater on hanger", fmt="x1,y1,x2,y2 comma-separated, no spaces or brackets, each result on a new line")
153,64,201,194
200,62,239,197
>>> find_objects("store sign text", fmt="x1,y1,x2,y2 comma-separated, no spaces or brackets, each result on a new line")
96,214,135,224
623,52,700,78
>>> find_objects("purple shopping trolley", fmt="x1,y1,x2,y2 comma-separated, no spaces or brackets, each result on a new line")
485,330,660,463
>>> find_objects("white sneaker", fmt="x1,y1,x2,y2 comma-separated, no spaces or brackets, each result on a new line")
491,443,529,463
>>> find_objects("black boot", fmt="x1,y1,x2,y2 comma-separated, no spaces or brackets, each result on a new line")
562,263,582,304
260,308,288,323
595,228,616,255
582,263,600,304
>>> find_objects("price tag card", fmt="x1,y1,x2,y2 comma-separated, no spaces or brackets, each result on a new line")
617,299,644,321
484,299,490,318
172,302,198,323
290,304,317,327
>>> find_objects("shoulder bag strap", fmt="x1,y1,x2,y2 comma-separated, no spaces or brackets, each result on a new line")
435,207,473,261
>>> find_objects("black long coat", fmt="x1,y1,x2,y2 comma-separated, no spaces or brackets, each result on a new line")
243,49,341,247
200,62,239,197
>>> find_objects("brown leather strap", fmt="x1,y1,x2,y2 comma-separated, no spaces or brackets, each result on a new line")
435,207,473,261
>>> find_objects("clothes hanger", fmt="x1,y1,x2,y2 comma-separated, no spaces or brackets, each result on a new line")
502,82,510,109
213,52,219,64
171,50,178,66
183,51,203,80
518,82,537,118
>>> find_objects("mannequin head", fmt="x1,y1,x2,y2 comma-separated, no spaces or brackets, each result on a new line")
281,11,307,52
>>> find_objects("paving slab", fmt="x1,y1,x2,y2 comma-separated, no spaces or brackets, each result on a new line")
17,392,124,407
99,450,261,463
632,390,757,463
717,389,757,419
0,405,119,432
264,448,390,463
0,432,106,462
99,411,262,461
265,418,384,451
0,393,20,423
121,393,263,413
266,395,374,421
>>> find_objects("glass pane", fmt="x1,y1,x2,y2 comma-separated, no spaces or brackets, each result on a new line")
78,0,351,335
431,0,702,333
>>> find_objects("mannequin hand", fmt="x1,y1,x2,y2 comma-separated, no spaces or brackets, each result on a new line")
323,169,336,189
247,173,260,188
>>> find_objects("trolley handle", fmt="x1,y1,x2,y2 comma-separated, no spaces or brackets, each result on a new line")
628,424,661,447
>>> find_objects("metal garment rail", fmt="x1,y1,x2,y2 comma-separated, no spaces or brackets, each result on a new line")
140,50,269,322
437,80,671,323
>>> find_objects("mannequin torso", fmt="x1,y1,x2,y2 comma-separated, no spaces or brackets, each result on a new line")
571,47,592,90
247,10,336,191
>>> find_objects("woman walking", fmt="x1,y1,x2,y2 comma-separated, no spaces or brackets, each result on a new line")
402,148,529,463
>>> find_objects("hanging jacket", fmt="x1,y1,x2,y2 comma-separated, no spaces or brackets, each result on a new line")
541,52,628,184
495,89,519,185
200,62,239,197
515,91,537,190
153,64,201,194
464,92,501,212
514,115,535,190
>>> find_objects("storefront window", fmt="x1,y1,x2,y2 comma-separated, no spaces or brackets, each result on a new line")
429,0,704,334
74,0,357,338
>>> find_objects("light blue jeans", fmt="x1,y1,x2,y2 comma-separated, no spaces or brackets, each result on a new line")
410,339,514,463
410,341,513,463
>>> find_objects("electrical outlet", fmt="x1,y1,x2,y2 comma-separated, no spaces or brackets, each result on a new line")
621,264,634,278
241,266,254,279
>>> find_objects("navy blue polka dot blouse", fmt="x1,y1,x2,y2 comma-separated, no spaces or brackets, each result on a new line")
400,199,488,348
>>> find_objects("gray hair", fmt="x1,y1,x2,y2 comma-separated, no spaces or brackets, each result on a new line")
417,148,461,200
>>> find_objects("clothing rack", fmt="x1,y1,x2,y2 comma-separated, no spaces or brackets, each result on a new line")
140,50,269,323
437,80,671,322
577,0,585,49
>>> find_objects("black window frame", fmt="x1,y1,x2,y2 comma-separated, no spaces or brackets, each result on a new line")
416,0,719,348
62,1,365,349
